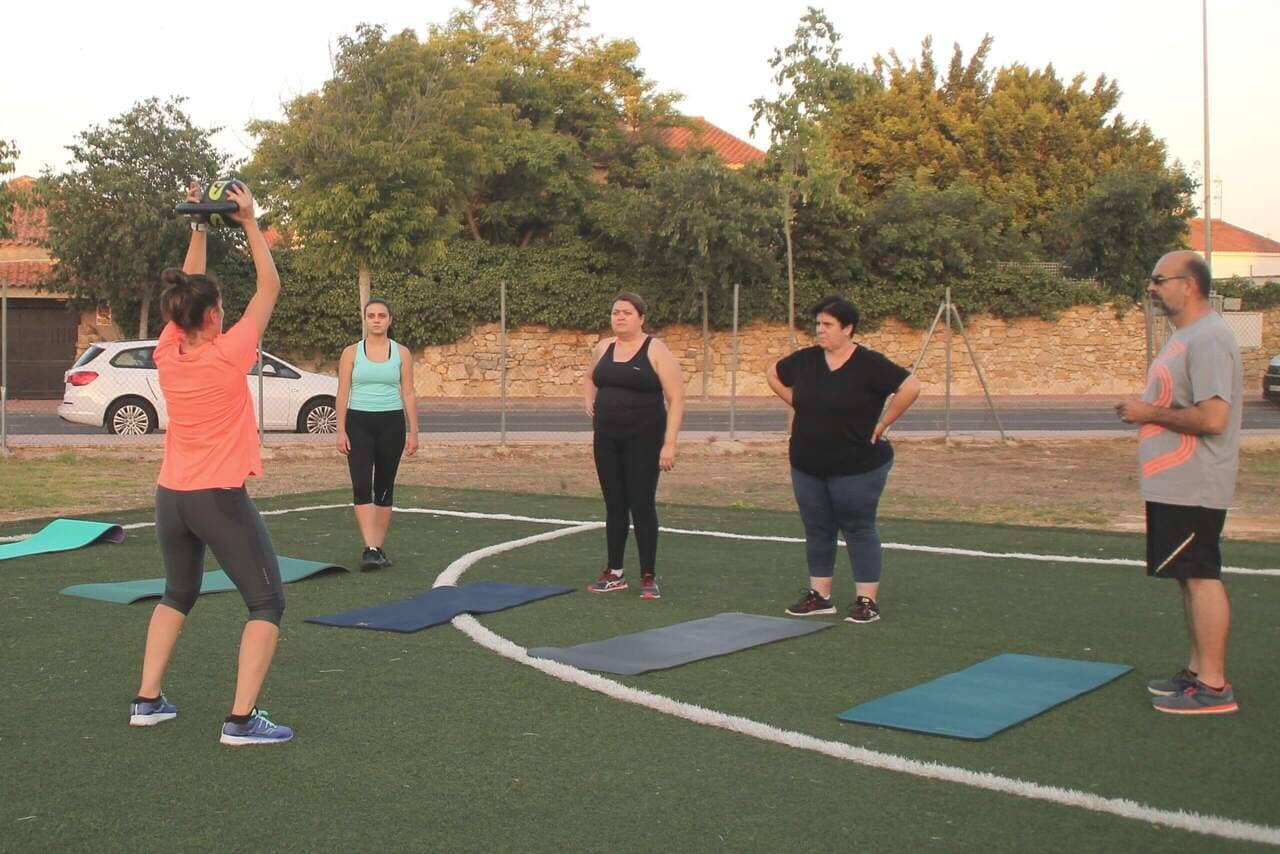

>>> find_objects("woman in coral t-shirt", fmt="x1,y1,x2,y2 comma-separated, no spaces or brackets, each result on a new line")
127,180,293,746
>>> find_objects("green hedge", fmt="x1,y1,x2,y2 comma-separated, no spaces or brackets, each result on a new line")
1214,277,1280,311
217,240,1116,360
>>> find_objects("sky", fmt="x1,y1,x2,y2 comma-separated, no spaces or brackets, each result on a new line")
4,0,1277,239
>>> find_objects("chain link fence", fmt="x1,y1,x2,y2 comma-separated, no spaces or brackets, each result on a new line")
0,282,784,450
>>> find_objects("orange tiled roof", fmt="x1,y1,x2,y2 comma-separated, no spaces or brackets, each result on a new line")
1188,218,1280,254
0,259,54,289
655,118,765,168
2,176,49,247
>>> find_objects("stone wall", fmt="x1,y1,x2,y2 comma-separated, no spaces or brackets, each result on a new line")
409,305,1279,398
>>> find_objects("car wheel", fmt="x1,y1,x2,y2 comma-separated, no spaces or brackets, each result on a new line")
105,397,157,436
298,397,338,434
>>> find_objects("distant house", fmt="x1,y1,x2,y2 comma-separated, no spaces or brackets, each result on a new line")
0,177,120,399
653,117,766,170
1188,217,1280,283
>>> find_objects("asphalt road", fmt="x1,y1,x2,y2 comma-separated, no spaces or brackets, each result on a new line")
8,400,1280,435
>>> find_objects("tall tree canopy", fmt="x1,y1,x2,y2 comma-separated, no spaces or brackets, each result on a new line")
41,98,231,336
0,139,21,240
825,36,1181,254
249,24,511,313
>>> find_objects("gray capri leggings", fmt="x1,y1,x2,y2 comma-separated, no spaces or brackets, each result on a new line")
155,485,285,624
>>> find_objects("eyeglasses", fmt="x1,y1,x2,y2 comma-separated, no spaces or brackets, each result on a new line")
1149,274,1192,287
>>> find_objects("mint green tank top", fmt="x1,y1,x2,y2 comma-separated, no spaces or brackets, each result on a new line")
349,339,404,412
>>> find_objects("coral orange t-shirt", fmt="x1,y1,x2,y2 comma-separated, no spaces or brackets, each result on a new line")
154,319,263,490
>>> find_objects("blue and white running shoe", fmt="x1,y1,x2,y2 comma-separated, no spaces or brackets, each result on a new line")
220,708,294,746
129,695,177,727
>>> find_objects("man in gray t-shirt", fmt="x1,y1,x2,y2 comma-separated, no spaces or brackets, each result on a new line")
1116,250,1243,716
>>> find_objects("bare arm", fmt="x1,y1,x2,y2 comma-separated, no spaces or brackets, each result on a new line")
181,179,206,275
228,184,281,340
766,361,793,407
873,374,922,443
1116,397,1230,435
335,346,355,455
650,339,684,471
584,338,610,417
400,344,419,456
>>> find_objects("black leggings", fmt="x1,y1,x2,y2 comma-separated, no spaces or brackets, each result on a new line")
346,409,406,506
593,426,664,573
155,485,285,624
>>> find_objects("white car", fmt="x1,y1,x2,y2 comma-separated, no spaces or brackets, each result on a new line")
58,339,339,435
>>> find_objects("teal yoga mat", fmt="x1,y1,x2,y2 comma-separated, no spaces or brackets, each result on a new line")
0,519,124,561
837,653,1132,740
61,557,347,604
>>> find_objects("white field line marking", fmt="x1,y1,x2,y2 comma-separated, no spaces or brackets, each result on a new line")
396,507,1280,577
4,503,1277,577
440,526,1280,847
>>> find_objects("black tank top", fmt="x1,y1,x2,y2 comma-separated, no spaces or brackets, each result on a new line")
592,336,666,437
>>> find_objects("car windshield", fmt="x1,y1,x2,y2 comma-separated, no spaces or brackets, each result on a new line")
72,346,105,368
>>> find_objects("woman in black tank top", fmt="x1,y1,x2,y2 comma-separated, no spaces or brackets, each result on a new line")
583,293,685,599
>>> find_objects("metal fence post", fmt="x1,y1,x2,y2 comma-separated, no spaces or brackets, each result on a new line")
730,283,739,441
1,277,8,455
257,342,265,444
499,280,507,446
944,287,953,440
701,286,710,402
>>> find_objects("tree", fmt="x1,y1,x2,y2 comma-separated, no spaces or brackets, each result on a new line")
826,36,1173,253
1064,169,1195,302
751,8,879,343
0,139,19,239
248,24,512,316
41,98,231,336
448,3,683,245
595,155,777,324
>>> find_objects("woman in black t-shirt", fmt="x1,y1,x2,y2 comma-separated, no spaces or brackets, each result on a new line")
767,296,921,624
584,293,685,600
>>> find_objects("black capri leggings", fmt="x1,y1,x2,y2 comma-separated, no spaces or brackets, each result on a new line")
346,409,406,506
155,485,285,624
593,424,664,573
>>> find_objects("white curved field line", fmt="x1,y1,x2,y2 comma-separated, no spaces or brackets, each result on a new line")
440,524,1280,847
4,502,1277,577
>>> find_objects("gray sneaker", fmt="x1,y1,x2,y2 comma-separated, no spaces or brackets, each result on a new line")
1151,681,1238,715
1147,668,1198,697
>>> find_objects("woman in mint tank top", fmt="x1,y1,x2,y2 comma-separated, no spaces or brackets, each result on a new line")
336,298,419,571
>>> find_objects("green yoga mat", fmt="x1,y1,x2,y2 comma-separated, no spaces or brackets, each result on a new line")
0,519,124,561
61,557,347,604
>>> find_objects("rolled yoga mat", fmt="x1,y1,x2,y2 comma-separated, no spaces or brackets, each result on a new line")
61,557,348,604
305,580,575,633
836,653,1132,740
527,612,833,675
0,519,124,561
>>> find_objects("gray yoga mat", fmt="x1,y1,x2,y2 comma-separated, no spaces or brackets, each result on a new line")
528,612,833,675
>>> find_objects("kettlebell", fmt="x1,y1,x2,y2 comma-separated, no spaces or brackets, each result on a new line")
175,178,248,228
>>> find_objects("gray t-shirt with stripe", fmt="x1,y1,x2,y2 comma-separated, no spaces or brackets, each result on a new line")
1139,311,1243,510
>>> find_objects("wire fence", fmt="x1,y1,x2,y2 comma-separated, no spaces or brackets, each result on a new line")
2,283,818,451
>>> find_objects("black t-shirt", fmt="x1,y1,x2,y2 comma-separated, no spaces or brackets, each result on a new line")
775,345,910,477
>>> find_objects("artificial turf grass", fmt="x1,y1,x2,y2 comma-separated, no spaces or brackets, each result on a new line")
2,488,1278,852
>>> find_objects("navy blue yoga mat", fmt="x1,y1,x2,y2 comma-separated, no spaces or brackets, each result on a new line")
305,580,574,633
837,653,1132,740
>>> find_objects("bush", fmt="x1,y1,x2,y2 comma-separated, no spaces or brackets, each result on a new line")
220,240,1119,360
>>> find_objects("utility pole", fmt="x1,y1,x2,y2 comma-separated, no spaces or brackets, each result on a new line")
1202,0,1213,271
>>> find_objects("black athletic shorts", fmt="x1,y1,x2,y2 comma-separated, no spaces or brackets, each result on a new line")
1145,501,1227,580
